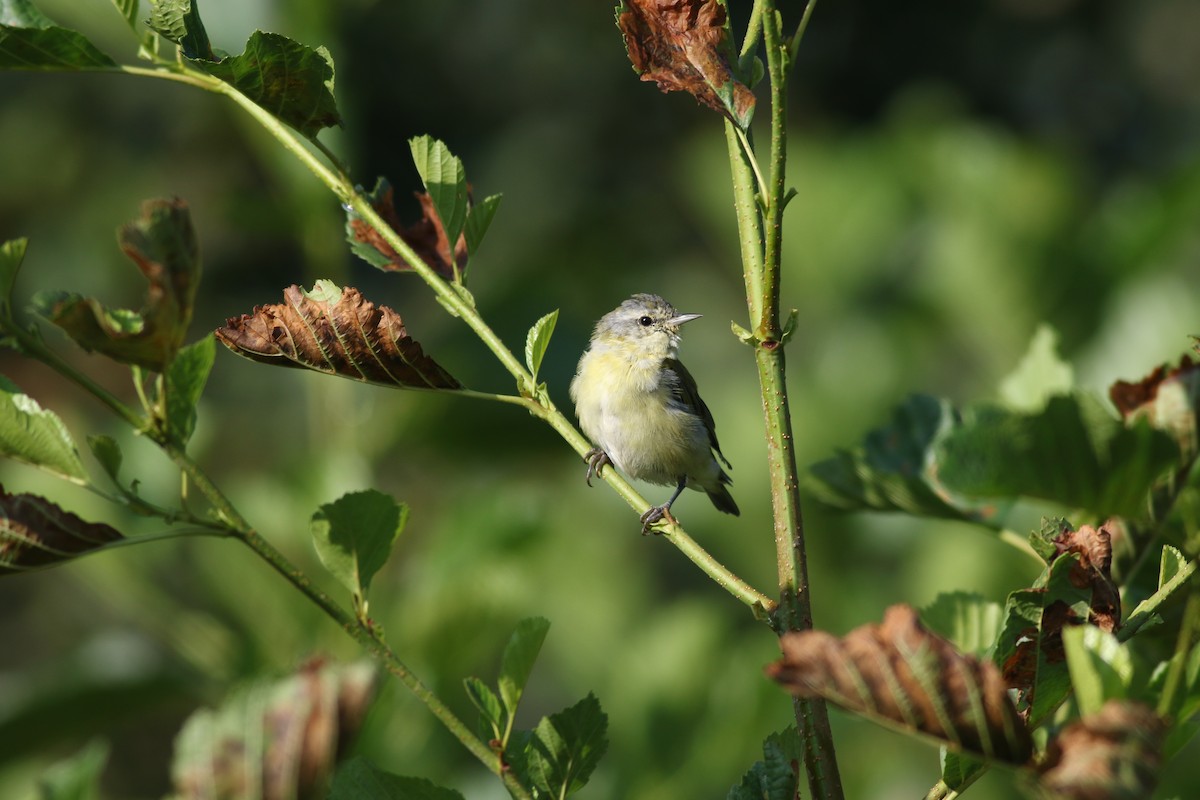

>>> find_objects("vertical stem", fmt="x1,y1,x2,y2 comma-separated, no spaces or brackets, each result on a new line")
730,4,844,798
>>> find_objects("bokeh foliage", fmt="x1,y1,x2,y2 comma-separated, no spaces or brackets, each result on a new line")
2,0,1200,798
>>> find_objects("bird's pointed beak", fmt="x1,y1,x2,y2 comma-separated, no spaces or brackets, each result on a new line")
668,313,702,327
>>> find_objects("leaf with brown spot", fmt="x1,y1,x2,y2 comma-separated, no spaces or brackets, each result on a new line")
616,0,756,128
346,177,469,281
1110,354,1200,456
0,486,123,574
767,605,1033,764
1050,521,1121,633
214,281,462,391
1037,700,1165,800
33,197,200,371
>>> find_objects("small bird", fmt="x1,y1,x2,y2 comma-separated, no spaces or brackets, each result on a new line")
570,293,739,533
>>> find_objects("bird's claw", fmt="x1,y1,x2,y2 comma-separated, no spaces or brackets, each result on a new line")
584,448,611,487
639,505,677,535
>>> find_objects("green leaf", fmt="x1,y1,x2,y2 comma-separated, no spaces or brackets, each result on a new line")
162,334,215,446
38,739,108,800
0,488,123,574
0,237,27,316
939,748,985,793
524,309,558,382
85,435,122,484
409,136,468,252
463,193,501,256
0,375,87,483
938,393,1179,522
998,324,1074,411
146,0,211,60
463,677,503,740
805,394,995,524
193,31,341,138
527,693,608,798
109,0,138,32
1160,544,1187,589
34,197,199,371
726,728,801,800
1062,625,1132,718
311,490,407,607
0,2,117,70
499,617,551,719
329,757,465,800
920,592,1005,659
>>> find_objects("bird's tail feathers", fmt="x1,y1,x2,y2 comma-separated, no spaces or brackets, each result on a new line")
706,480,739,516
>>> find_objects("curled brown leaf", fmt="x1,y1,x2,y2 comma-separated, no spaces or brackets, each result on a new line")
347,179,468,280
0,486,123,573
768,605,1032,764
616,0,756,127
214,282,462,391
1052,521,1120,633
1037,700,1165,800
1109,355,1200,456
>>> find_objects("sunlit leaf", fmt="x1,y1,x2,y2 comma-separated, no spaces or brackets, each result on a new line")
527,694,608,798
1111,355,1200,458
938,393,1179,522
311,490,407,608
0,376,87,484
616,0,755,127
463,677,503,740
1037,701,1165,800
161,335,215,446
194,32,340,138
34,197,199,371
726,727,801,800
410,136,468,252
329,757,465,800
499,617,550,719
524,310,558,382
1159,545,1187,590
0,487,122,574
463,193,502,256
146,0,212,60
171,659,377,800
998,324,1074,411
1062,626,1132,718
215,281,463,390
768,605,1033,763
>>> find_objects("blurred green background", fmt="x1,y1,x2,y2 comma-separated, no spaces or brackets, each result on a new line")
2,0,1199,797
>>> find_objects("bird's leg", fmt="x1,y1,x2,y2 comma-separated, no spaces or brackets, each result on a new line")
584,448,612,487
639,477,688,535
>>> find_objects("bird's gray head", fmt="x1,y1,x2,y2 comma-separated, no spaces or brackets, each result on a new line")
591,293,701,352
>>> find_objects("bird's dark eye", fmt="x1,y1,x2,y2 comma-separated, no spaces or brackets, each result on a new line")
638,316,653,327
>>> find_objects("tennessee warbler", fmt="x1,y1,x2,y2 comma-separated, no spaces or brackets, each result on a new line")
570,293,738,533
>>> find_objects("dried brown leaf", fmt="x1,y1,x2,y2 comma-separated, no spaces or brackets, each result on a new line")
616,0,756,127
1052,522,1120,633
1037,700,1165,800
214,282,462,390
1110,355,1200,456
768,605,1033,764
347,180,468,280
0,486,123,573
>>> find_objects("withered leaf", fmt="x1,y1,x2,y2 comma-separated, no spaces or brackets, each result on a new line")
1037,700,1165,800
0,486,123,574
1110,355,1200,456
1051,521,1120,634
172,658,378,800
214,281,462,390
616,0,756,128
768,605,1033,764
346,177,468,281
34,197,199,371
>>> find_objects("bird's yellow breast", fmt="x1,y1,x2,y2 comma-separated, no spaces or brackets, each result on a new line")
570,347,712,486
